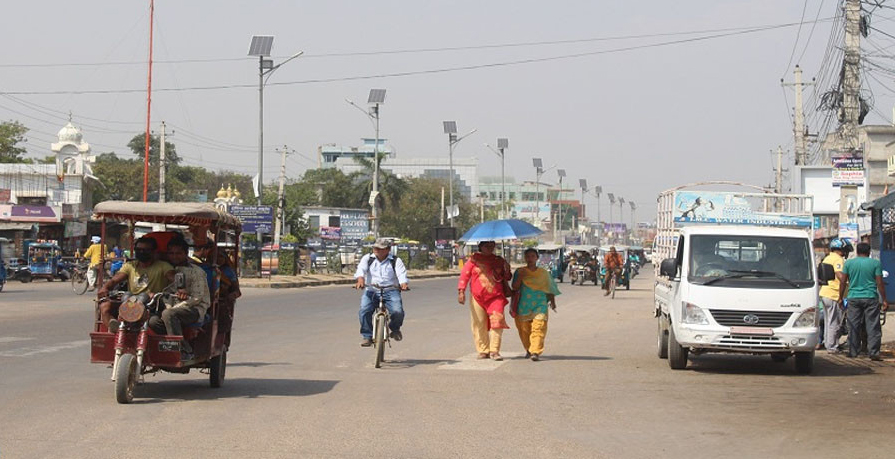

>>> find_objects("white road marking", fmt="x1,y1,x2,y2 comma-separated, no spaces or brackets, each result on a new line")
0,340,88,357
0,337,35,344
438,352,523,371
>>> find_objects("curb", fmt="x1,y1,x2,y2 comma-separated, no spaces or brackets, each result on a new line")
241,271,459,289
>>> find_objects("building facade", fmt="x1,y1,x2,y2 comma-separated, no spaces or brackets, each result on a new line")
318,139,394,168
334,156,480,199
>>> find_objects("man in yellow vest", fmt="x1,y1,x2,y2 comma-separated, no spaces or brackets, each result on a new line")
818,238,850,353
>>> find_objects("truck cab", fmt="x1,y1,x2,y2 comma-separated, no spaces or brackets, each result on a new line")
654,184,818,373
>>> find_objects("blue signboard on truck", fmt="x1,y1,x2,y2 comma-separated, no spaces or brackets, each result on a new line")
229,205,274,234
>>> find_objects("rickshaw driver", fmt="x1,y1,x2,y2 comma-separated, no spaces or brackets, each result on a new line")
98,237,174,333
603,246,623,296
148,238,210,360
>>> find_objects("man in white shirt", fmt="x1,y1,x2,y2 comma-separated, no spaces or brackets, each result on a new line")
354,238,409,347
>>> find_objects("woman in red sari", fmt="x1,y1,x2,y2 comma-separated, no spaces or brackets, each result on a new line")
457,241,512,360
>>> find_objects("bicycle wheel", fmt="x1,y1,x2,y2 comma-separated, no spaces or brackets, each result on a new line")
373,314,386,368
610,275,617,299
72,271,88,295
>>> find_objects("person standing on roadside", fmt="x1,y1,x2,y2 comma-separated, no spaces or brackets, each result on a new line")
819,239,849,353
838,242,889,360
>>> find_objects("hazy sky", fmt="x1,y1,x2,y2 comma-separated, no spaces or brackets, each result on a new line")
3,1,894,220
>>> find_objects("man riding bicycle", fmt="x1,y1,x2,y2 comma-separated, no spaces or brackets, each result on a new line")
354,238,409,347
603,246,623,296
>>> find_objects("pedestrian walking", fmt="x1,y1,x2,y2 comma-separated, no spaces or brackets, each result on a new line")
457,241,512,360
511,248,560,361
838,242,889,360
819,239,849,353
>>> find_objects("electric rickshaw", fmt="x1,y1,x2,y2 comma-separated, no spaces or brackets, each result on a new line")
567,244,599,286
537,243,567,283
27,242,68,281
88,201,241,403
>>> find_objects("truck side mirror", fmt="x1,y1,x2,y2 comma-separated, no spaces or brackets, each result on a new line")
817,263,835,284
660,258,678,278
174,272,186,289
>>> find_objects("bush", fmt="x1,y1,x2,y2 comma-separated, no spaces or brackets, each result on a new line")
326,251,342,274
278,235,298,276
411,251,429,270
435,257,451,271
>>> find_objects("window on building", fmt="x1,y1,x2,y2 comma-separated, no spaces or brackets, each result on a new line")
309,216,320,230
509,192,516,200
328,216,341,227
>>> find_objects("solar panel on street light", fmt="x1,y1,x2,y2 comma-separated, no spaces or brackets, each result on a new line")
497,138,508,149
579,179,587,190
630,202,636,210
443,121,457,134
248,36,274,56
368,89,387,104
594,186,602,194
619,197,626,205
532,158,543,168
608,193,615,202
557,169,566,178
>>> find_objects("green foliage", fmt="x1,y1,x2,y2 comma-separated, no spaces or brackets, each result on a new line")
326,250,342,273
277,234,299,276
435,257,451,271
0,120,29,163
410,250,429,270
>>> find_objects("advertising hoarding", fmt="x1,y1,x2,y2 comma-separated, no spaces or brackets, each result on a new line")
672,191,812,228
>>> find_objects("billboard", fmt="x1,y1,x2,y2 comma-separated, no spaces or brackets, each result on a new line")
229,205,273,234
320,226,342,240
831,151,864,187
339,209,369,241
672,191,812,228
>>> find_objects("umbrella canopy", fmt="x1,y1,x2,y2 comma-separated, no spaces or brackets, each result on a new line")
459,219,543,243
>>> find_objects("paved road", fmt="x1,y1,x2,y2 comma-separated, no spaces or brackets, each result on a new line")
1,272,894,458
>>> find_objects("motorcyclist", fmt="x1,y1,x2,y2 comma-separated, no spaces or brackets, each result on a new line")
98,237,173,333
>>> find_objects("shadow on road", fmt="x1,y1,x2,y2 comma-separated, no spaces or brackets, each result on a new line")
687,354,875,376
227,361,292,368
134,378,339,403
538,355,612,362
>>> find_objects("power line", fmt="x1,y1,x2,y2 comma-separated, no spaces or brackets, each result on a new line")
0,18,834,96
781,0,811,78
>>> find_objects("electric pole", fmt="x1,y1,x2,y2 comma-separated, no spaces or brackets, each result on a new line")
838,0,862,233
273,145,291,246
783,65,814,165
159,121,166,203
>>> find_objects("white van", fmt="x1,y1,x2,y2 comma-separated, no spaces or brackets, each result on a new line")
654,184,819,373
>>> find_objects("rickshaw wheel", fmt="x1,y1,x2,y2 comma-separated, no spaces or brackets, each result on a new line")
115,353,137,404
210,346,227,388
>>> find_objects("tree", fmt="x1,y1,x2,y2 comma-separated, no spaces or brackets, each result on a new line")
0,120,29,163
349,154,406,214
379,177,478,247
91,153,144,202
127,132,179,166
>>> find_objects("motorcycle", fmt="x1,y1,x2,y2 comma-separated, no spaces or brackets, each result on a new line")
570,262,599,286
7,258,33,283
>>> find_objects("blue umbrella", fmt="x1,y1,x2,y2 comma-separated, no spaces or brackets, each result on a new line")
459,219,543,243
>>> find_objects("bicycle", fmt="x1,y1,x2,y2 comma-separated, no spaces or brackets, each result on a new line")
365,283,407,369
607,268,619,299
71,262,90,295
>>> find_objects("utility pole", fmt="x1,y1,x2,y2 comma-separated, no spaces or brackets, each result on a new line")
782,66,814,165
775,146,784,194
159,121,166,203
839,0,862,233
273,145,290,246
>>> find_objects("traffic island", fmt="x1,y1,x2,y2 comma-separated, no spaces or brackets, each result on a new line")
240,269,458,289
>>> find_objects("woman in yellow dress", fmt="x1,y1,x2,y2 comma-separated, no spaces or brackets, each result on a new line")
511,248,560,361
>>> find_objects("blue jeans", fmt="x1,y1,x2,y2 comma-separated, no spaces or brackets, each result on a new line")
359,289,404,339
847,298,882,358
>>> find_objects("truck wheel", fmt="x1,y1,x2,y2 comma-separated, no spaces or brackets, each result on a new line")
667,326,688,370
794,351,814,374
210,346,227,388
657,316,669,359
115,353,137,404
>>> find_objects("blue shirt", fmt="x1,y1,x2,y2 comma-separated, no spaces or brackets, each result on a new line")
354,253,408,291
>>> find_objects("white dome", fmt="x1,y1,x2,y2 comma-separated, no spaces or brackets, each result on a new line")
57,122,83,143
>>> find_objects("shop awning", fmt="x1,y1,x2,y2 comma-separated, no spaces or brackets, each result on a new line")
0,222,36,231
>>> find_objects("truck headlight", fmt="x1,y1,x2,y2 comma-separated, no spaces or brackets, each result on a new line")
682,302,709,325
793,308,817,328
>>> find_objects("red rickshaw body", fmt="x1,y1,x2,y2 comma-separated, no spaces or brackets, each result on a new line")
90,201,241,395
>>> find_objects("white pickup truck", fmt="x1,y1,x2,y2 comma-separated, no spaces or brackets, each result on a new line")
654,183,820,374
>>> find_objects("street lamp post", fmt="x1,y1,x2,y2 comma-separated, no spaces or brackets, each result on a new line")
347,89,386,238
485,138,509,218
532,158,556,228
557,169,566,244
443,121,476,228
248,36,302,249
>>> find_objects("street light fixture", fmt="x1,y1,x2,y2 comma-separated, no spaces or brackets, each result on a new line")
557,169,566,244
532,157,556,227
443,121,476,227
485,138,508,218
346,89,387,238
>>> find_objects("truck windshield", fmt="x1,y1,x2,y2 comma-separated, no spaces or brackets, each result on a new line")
688,235,813,288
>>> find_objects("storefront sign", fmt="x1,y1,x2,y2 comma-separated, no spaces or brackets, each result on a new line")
320,226,341,240
339,210,369,241
229,205,273,234
8,205,60,223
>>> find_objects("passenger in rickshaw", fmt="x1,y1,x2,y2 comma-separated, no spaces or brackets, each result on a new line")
98,237,174,332
191,241,220,299
148,238,210,360
217,249,241,339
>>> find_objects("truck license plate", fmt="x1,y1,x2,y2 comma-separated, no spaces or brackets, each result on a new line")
729,326,774,336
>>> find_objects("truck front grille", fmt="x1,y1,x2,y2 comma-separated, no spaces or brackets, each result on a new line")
715,335,786,350
709,310,793,328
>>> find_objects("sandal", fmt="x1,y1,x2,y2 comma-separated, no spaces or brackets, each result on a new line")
490,353,503,361
477,353,490,359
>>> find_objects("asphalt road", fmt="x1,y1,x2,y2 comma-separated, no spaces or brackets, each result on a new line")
1,271,894,458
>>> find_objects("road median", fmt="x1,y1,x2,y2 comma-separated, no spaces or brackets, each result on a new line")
241,270,458,289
